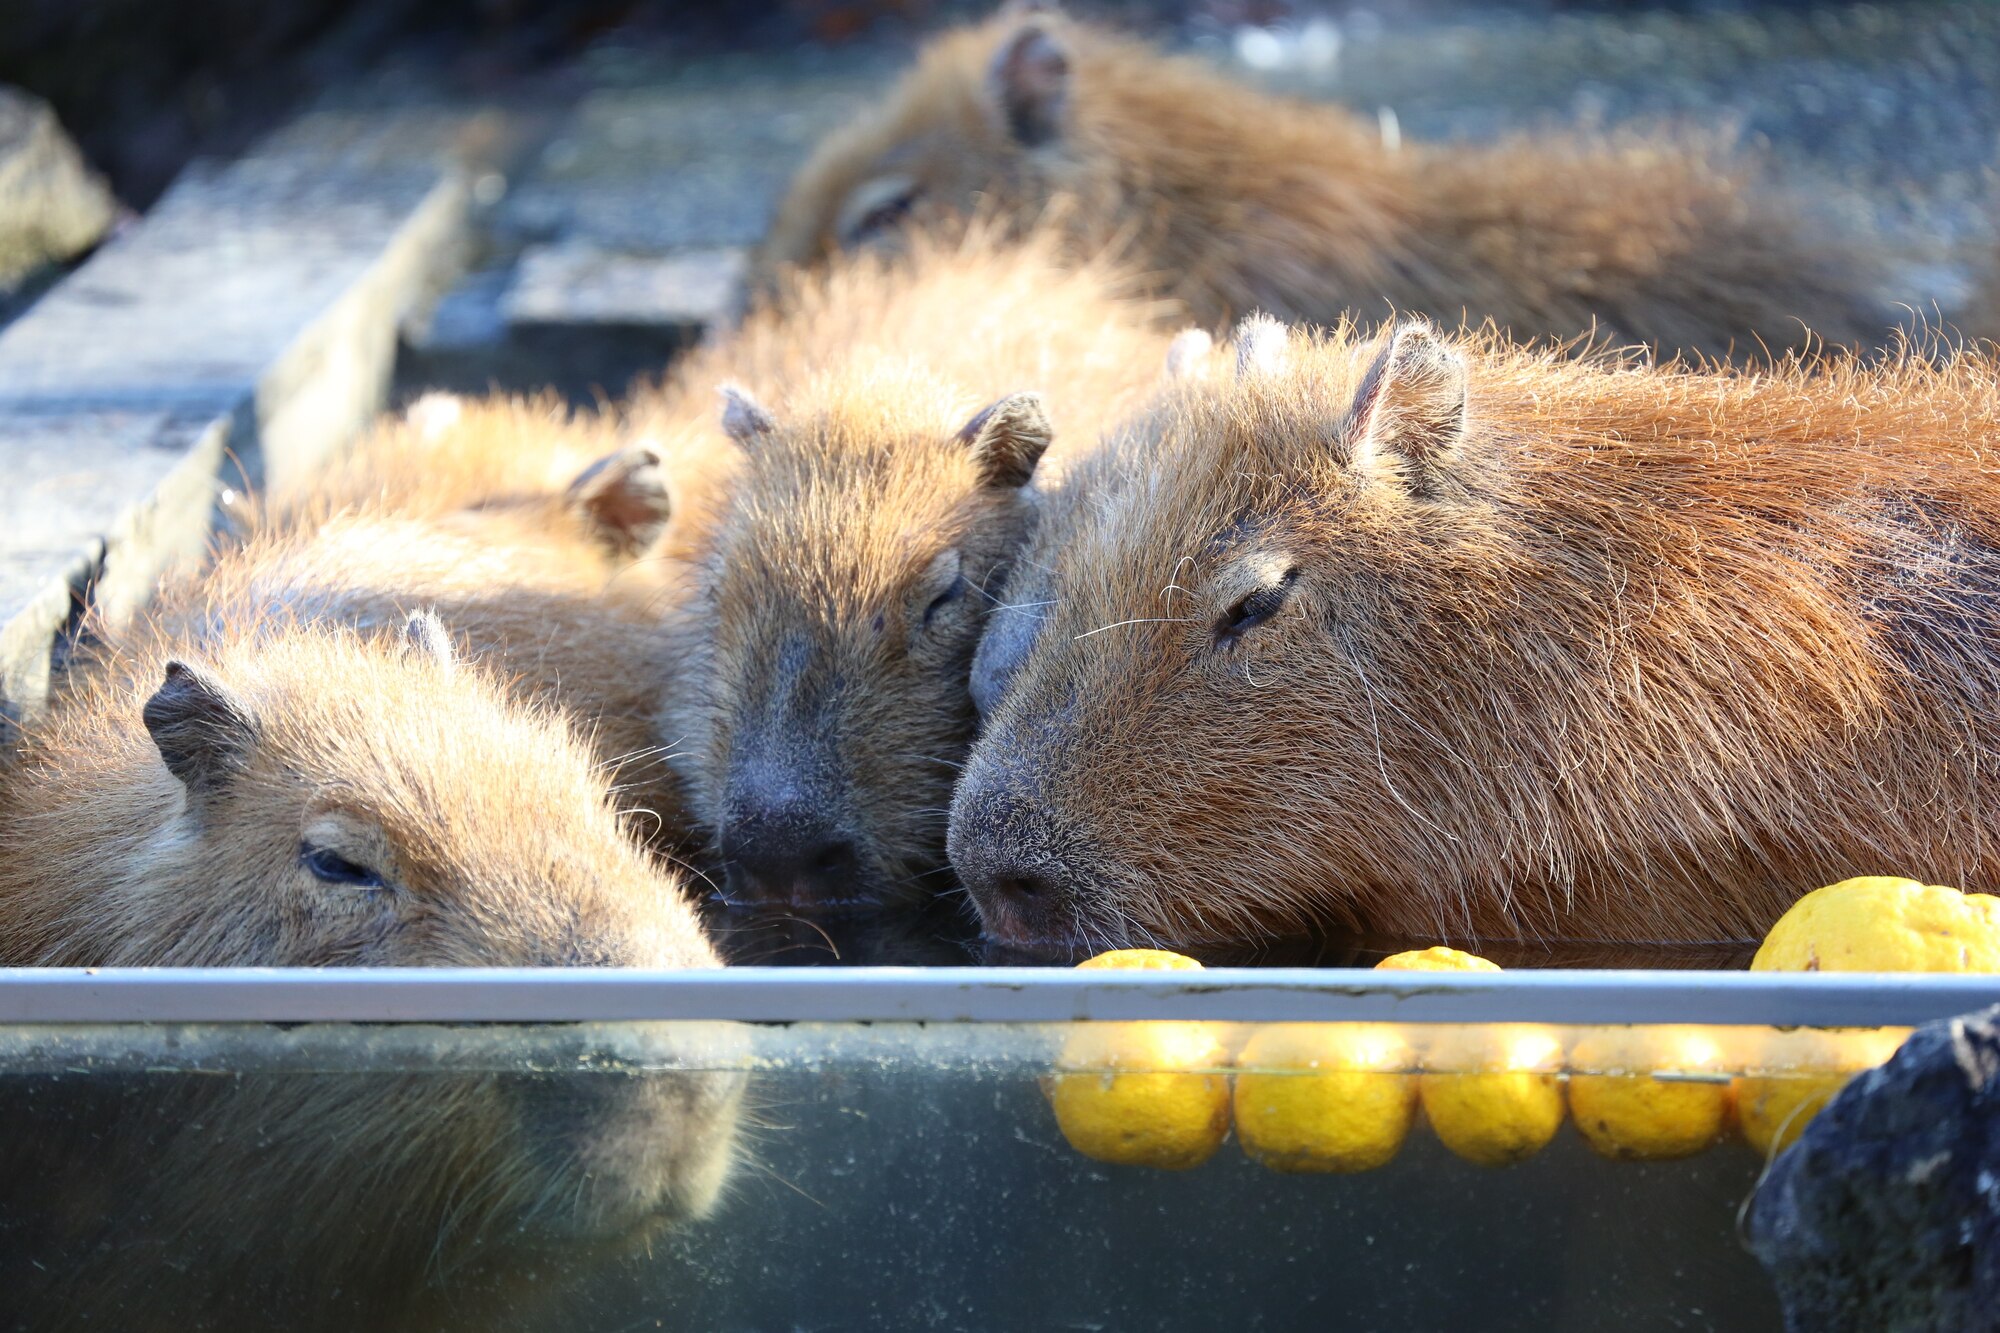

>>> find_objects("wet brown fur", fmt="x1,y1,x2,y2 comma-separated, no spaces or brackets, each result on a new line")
951,320,2000,950
643,224,1177,907
761,8,1888,362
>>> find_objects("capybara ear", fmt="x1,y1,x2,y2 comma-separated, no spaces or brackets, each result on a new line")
718,384,775,445
1232,313,1291,378
1165,328,1215,381
142,660,258,800
1346,320,1469,496
401,610,457,674
987,18,1070,148
956,391,1054,488
565,443,673,557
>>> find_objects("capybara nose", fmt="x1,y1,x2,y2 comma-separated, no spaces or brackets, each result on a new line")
948,787,1079,945
720,803,860,908
988,870,1058,910
954,852,1072,944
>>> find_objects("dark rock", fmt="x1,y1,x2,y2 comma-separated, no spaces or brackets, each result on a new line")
1747,1002,2000,1333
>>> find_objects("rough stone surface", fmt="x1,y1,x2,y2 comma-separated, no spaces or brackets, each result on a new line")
506,241,745,329
0,109,471,717
0,85,118,307
1748,1003,2000,1333
497,50,887,254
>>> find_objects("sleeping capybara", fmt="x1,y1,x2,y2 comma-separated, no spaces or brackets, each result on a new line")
758,4,1889,362
650,224,1175,912
0,606,740,1328
231,393,708,848
949,317,2000,954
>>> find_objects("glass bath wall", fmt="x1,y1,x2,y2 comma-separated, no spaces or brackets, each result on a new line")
2,968,1993,1332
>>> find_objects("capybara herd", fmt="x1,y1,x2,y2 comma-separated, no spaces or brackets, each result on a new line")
4,14,2000,1286
8,2,2000,964
3,2,1996,1300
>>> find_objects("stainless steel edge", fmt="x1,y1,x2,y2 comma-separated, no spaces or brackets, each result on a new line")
0,967,1996,1025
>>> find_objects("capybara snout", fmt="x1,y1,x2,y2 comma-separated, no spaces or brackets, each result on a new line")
947,756,1101,949
719,715,867,909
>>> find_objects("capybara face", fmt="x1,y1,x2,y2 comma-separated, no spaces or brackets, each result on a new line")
1,617,742,1245
950,318,2000,953
683,369,1051,912
756,10,1084,289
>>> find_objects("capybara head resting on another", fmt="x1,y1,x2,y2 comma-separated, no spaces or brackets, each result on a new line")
949,317,2000,955
684,366,1052,913
230,392,704,851
0,612,741,1240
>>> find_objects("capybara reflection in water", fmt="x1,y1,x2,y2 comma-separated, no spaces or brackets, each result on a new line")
0,602,741,1327
758,4,1890,362
950,317,2000,954
651,224,1175,913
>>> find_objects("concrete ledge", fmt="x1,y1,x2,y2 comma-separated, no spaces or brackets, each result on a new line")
0,111,473,718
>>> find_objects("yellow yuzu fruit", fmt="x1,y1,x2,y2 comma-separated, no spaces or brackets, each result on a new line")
1567,1026,1732,1161
1753,877,2000,973
1047,949,1232,1169
1733,1026,1911,1157
1372,948,1564,1166
1234,1023,1419,1173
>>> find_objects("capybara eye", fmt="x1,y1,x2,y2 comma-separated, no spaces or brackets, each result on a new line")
846,187,918,243
1215,568,1300,648
298,843,386,891
923,573,969,628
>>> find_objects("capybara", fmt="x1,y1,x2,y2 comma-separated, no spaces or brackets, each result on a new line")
645,223,1176,912
949,316,2000,954
0,605,741,1328
233,393,708,848
758,4,1889,362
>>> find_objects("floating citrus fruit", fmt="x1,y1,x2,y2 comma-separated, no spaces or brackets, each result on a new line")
1234,1022,1418,1173
1753,876,2000,972
1730,876,1986,1155
1733,1025,1911,1157
1567,1025,1732,1161
1375,946,1500,973
1374,949,1565,1166
1046,950,1232,1169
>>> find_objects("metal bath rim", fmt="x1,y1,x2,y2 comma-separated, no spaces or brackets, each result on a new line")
0,967,1996,1026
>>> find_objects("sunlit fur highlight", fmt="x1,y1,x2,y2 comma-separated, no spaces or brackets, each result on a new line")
239,393,713,849
952,322,2000,951
642,223,1177,906
760,7,1888,362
